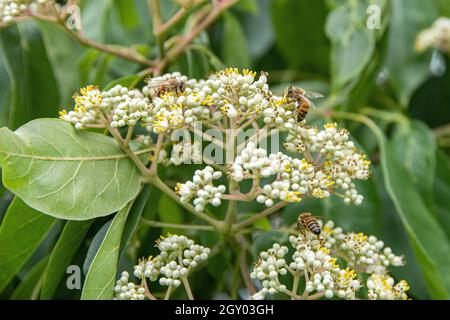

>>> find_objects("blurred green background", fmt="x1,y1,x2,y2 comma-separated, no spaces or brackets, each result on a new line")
1,0,450,300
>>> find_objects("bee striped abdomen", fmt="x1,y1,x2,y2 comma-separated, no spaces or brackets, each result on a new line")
297,100,310,122
298,213,321,236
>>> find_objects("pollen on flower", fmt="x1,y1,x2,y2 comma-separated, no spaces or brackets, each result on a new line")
114,234,211,300
251,219,408,300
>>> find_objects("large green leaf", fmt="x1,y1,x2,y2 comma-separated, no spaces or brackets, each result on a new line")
81,202,132,300
10,256,49,300
0,23,60,129
0,197,56,293
325,0,376,91
40,220,94,299
0,119,143,220
384,0,438,107
272,0,329,75
379,124,450,298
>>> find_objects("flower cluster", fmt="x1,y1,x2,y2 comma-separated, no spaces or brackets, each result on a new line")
169,141,202,165
367,274,410,300
416,17,450,54
251,220,408,300
114,234,210,300
320,220,405,274
0,0,50,23
250,244,289,299
175,166,226,212
60,69,370,214
177,134,369,212
59,85,105,130
113,271,146,300
60,69,273,132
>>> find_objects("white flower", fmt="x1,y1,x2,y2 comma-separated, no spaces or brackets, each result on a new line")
175,166,225,212
113,271,146,300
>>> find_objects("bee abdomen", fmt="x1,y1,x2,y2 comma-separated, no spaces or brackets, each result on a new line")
308,223,321,235
297,109,308,122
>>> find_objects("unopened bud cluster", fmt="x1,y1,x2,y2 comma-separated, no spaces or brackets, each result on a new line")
416,17,450,54
0,0,50,23
251,220,409,300
113,271,146,300
114,234,210,300
175,166,226,212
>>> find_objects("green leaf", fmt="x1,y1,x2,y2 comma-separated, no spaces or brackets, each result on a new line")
378,123,450,298
40,220,93,299
221,12,251,69
83,220,111,276
0,119,143,220
115,0,140,30
0,23,60,129
391,121,437,206
384,0,438,107
37,21,83,107
325,0,375,91
243,0,274,60
10,256,49,300
272,0,329,74
0,197,56,293
103,74,144,91
81,202,132,300
157,194,183,234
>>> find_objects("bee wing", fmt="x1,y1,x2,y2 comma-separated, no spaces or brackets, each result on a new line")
303,90,324,100
304,97,317,109
145,77,177,88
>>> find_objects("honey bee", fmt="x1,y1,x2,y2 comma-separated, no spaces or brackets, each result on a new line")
145,77,186,97
297,212,322,236
284,86,324,122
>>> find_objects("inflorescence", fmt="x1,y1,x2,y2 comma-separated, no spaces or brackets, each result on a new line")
59,68,371,213
251,220,409,300
416,17,450,54
114,234,210,300
0,0,50,23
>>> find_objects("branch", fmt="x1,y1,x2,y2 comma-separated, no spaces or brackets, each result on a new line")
141,218,215,231
155,0,238,72
233,201,288,232
19,9,155,66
